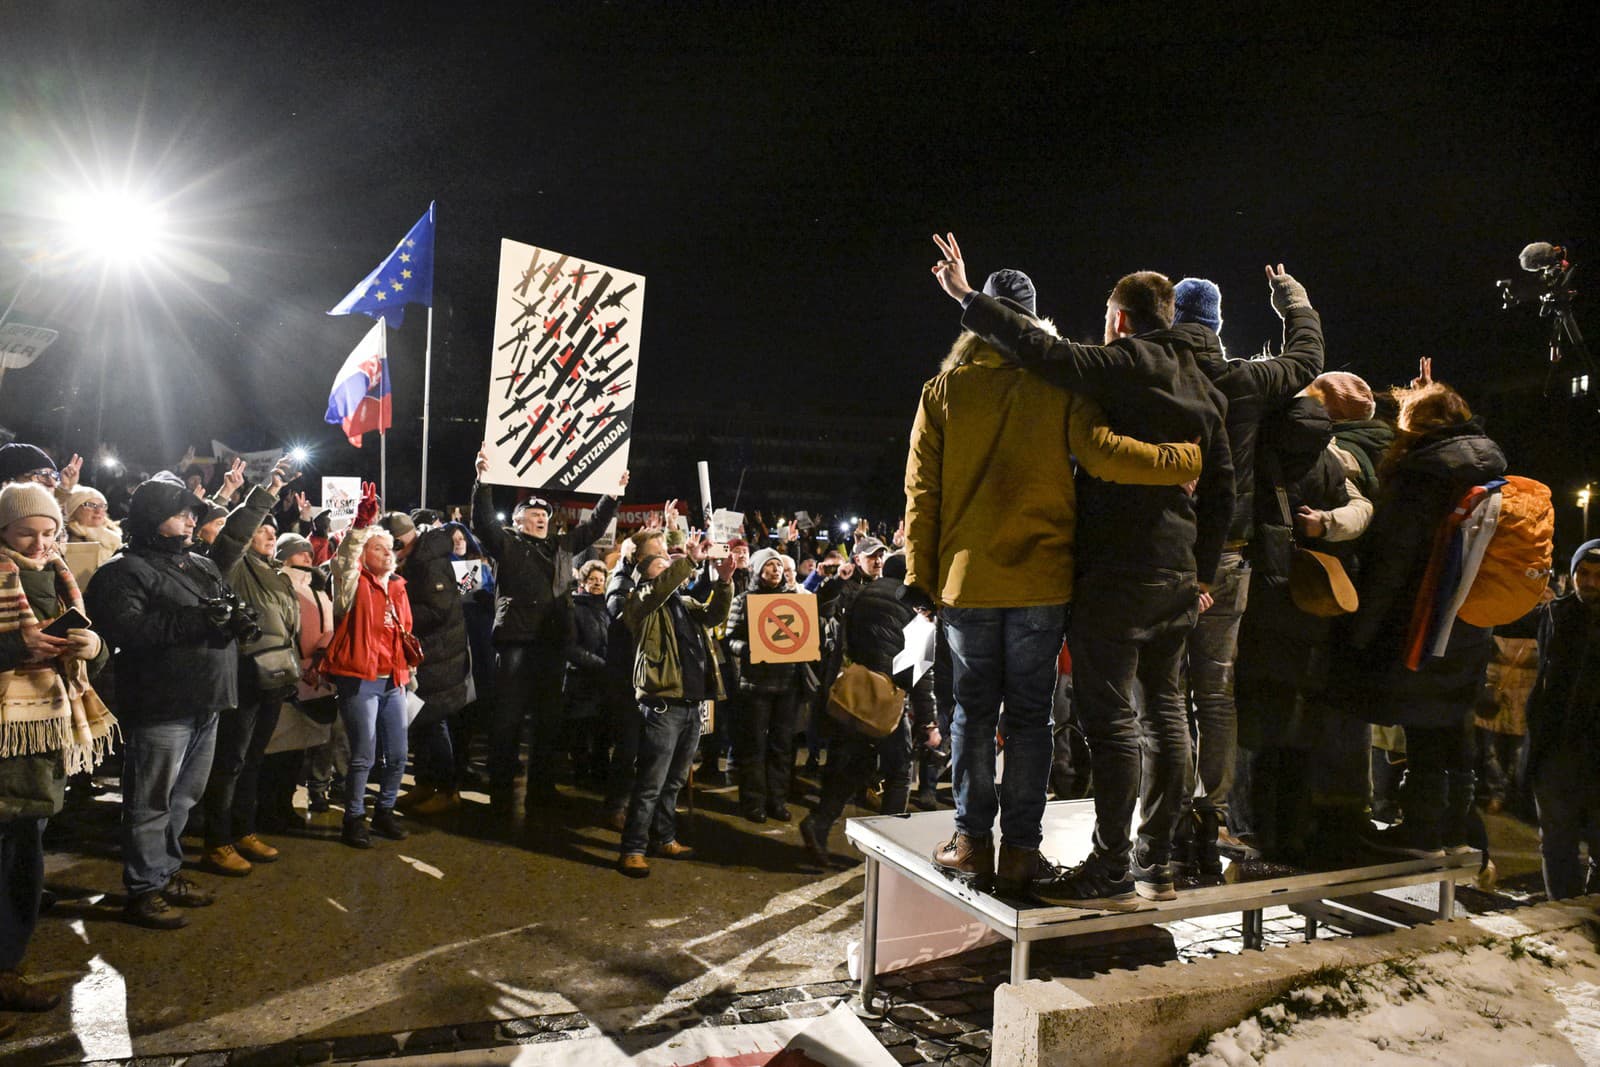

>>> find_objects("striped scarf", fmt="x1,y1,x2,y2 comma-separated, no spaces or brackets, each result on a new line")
0,546,118,773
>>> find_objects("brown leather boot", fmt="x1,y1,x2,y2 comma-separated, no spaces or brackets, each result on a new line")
994,844,1063,896
932,832,994,885
201,844,252,877
395,785,437,812
234,834,279,863
650,840,694,859
617,853,650,878
0,969,61,1012
414,790,461,816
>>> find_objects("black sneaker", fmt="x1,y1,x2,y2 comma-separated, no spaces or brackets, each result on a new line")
307,791,331,814
160,874,215,908
342,815,373,849
1132,850,1177,901
124,891,187,929
1035,851,1135,908
370,807,409,841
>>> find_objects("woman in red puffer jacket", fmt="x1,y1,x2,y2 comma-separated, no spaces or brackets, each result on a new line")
324,524,416,849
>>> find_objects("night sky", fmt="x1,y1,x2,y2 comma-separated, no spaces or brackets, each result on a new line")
1,4,1595,527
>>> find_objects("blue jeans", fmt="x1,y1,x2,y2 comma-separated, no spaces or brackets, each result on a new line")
121,712,220,896
942,603,1067,850
621,700,702,856
334,675,408,816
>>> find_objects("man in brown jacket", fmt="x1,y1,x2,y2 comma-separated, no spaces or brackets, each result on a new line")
905,267,1202,896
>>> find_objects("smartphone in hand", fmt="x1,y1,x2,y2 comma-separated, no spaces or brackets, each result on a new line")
43,608,91,638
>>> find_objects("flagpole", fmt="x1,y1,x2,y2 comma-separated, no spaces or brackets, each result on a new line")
420,304,434,509
379,317,388,507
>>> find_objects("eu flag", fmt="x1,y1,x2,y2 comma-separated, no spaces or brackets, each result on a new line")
327,202,435,328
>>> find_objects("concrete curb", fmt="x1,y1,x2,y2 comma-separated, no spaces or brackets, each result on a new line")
992,894,1600,1067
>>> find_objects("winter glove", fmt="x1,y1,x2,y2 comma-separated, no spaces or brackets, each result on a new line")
1268,271,1311,317
895,583,937,615
354,481,380,527
66,628,102,661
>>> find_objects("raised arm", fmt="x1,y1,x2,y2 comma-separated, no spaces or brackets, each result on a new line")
1067,393,1203,485
1240,266,1325,400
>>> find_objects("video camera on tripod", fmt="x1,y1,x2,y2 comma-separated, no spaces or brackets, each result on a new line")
1497,242,1588,365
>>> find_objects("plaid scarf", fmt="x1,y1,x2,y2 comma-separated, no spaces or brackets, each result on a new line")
0,546,118,773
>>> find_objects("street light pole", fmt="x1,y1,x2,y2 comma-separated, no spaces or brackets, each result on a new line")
1580,484,1593,542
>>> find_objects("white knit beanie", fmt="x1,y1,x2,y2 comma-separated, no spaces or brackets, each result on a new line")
63,486,108,522
0,482,64,534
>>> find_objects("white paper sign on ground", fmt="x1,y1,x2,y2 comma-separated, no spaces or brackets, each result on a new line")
322,477,360,531
384,1002,895,1066
849,865,1003,979
480,239,644,495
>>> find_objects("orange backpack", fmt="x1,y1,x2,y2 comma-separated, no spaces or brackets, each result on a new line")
1457,475,1554,627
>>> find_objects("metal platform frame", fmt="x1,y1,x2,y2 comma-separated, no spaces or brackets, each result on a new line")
845,801,1478,1004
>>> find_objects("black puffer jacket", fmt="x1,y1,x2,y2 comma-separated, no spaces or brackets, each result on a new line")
961,293,1235,585
1191,305,1325,545
566,590,610,700
1336,420,1508,728
1235,400,1351,747
399,525,470,713
470,483,616,644
84,472,240,721
725,573,804,694
1252,397,1351,580
844,577,936,730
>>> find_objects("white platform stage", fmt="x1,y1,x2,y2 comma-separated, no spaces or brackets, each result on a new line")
844,799,1479,1002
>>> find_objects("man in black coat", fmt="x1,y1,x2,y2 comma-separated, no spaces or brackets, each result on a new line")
1170,270,1324,877
470,448,623,815
1527,538,1600,899
932,234,1233,905
85,473,243,929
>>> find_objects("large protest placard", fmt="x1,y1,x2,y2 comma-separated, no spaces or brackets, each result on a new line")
212,440,281,485
747,592,821,665
480,239,644,495
322,477,360,530
0,323,59,370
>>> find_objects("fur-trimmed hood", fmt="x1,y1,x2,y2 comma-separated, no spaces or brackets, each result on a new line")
940,318,1059,374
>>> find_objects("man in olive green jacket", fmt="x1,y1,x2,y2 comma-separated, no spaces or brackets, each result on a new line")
905,268,1204,897
616,544,736,877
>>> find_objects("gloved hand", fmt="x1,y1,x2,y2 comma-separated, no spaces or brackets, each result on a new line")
354,481,380,527
895,583,937,615
66,628,102,661
1266,264,1310,317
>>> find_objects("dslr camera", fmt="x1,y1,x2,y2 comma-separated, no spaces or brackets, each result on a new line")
201,590,263,644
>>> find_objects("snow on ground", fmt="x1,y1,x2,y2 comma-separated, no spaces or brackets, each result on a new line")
1187,925,1600,1066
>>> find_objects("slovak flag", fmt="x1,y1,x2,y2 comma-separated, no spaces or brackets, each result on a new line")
324,319,391,447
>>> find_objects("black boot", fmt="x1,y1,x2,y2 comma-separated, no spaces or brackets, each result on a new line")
341,813,372,849
1195,809,1224,883
1364,769,1446,859
1442,769,1476,855
1171,807,1199,882
370,806,409,841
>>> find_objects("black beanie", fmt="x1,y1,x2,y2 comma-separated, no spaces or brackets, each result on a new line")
983,269,1037,317
0,443,56,484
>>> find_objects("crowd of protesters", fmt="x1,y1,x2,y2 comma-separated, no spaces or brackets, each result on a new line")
0,235,1594,1031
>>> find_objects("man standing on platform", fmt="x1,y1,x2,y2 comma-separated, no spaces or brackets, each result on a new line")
907,259,1204,896
931,233,1234,906
470,448,624,815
